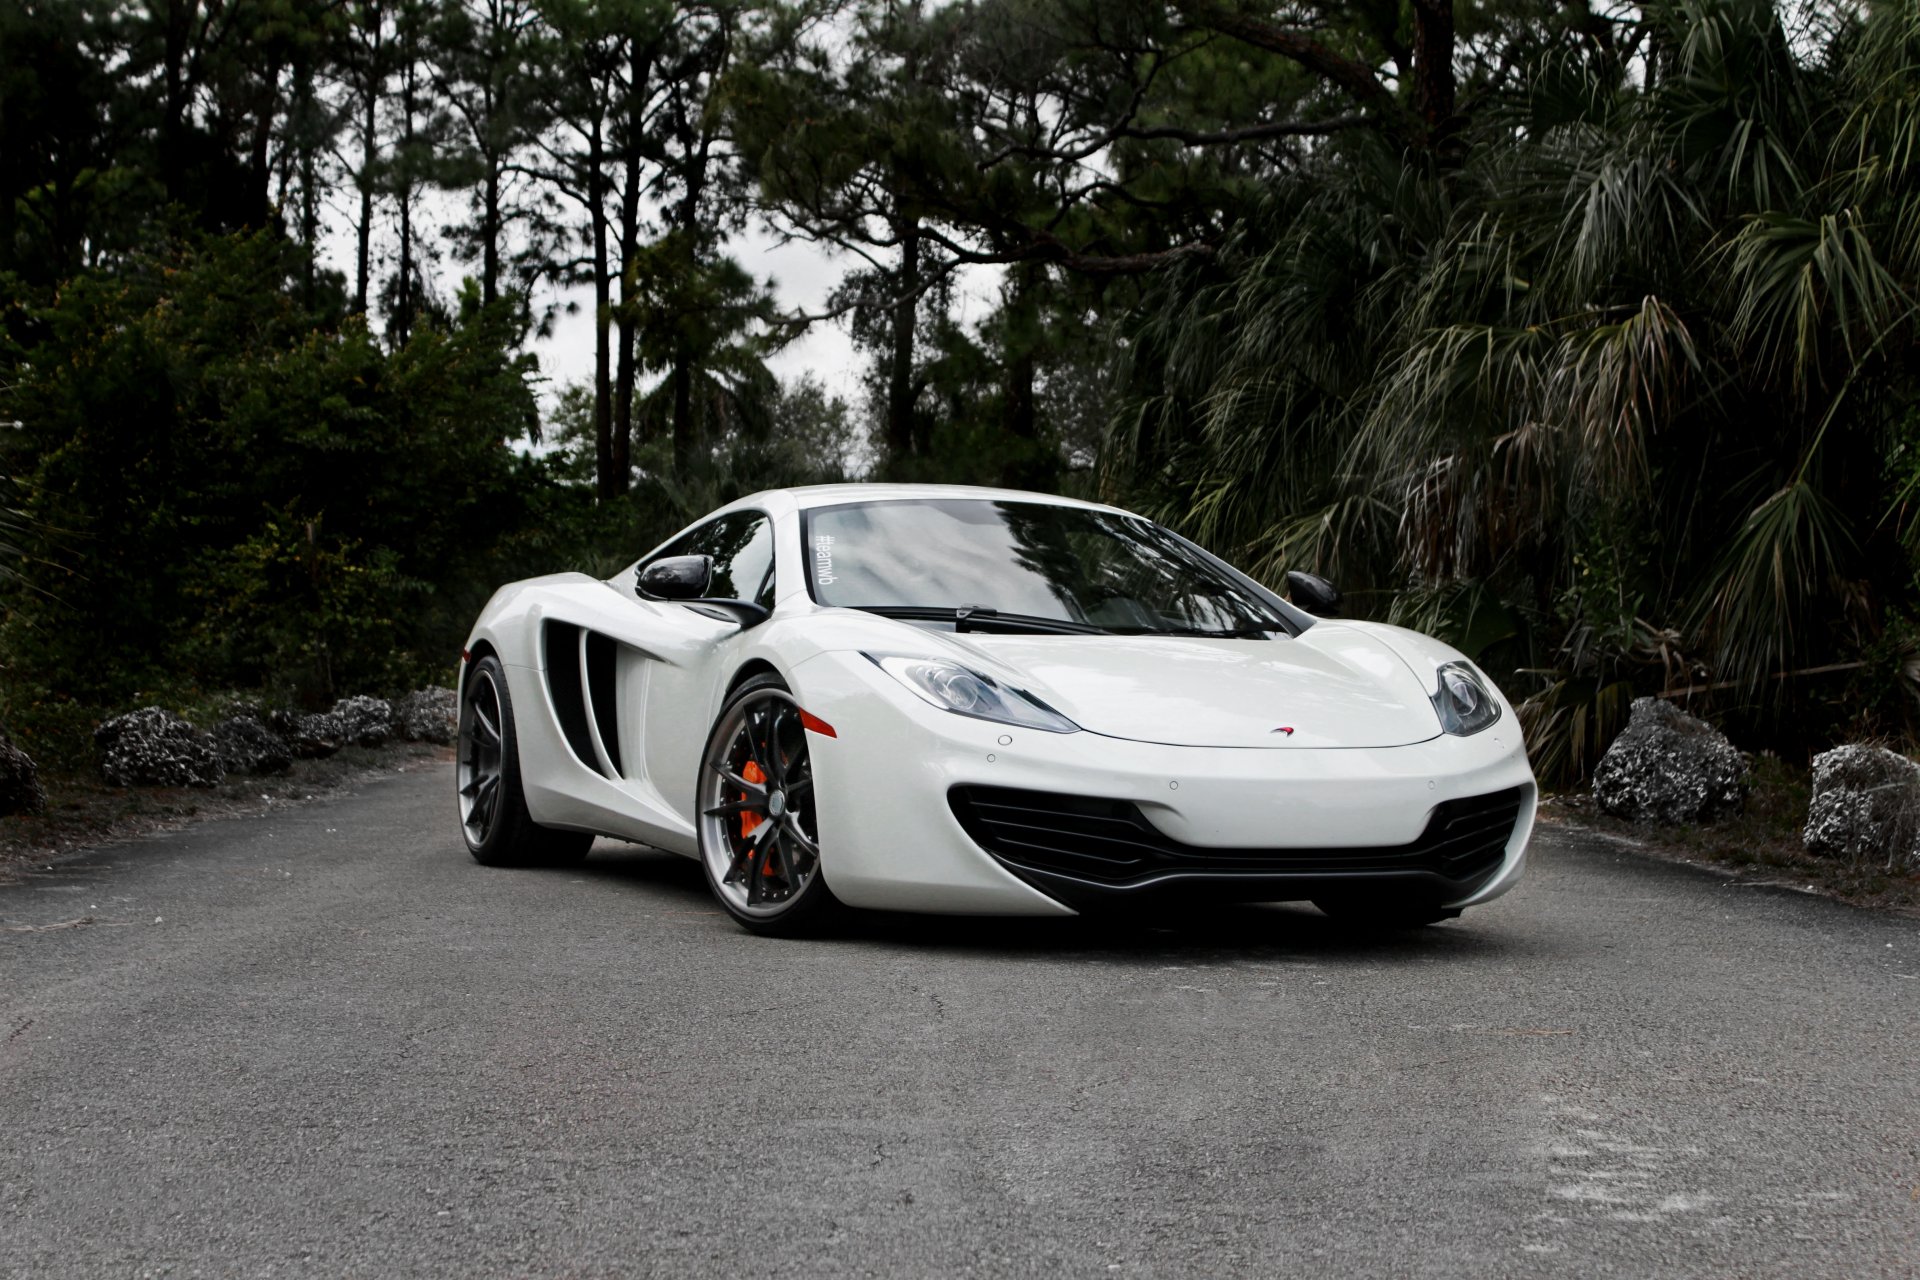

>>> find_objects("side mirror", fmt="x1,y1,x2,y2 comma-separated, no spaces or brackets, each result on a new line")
636,555,771,630
1285,569,1343,616
638,554,712,600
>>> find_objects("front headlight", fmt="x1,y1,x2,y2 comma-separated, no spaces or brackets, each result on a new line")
1432,661,1501,736
865,654,1080,734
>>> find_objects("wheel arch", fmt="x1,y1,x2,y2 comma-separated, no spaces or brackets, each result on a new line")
458,639,500,695
725,658,785,699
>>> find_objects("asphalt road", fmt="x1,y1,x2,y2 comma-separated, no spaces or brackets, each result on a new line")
2,766,1916,1278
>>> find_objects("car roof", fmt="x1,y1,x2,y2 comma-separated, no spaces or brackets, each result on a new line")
721,482,1129,519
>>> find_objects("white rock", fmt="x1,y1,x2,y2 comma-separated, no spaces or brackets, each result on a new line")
0,726,46,815
329,696,393,748
1592,697,1747,824
94,707,225,789
208,717,293,776
1804,744,1920,870
395,687,458,745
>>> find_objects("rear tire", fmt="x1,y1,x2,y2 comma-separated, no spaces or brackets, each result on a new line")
458,654,594,868
1312,896,1460,930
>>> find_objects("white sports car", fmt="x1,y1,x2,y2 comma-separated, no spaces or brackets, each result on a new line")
457,484,1535,934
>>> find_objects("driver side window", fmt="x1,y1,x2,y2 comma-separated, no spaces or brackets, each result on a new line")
648,512,776,607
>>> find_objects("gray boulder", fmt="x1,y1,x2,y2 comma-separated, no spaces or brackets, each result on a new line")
1803,744,1920,870
1592,697,1748,824
95,707,225,789
395,687,458,745
219,696,267,723
208,716,294,776
330,695,393,748
268,709,346,759
0,727,46,816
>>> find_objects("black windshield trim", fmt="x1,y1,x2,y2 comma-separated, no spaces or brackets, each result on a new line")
1161,529,1312,637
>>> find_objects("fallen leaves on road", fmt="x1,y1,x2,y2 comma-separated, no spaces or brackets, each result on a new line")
2,915,132,933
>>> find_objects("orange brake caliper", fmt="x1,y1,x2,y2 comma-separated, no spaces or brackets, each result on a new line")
739,759,766,841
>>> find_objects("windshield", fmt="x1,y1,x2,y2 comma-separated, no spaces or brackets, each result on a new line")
803,498,1288,635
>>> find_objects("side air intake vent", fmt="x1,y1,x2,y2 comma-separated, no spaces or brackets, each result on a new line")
584,630,623,777
542,620,631,780
542,621,603,776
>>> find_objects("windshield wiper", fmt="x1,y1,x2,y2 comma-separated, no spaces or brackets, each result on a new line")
1131,622,1287,638
851,605,1112,636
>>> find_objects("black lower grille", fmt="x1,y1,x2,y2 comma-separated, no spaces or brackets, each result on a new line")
949,784,1524,900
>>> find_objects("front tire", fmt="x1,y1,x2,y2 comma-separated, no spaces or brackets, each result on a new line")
458,654,594,867
697,673,842,936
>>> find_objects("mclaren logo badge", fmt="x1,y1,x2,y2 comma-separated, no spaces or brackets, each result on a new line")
1271,726,1295,735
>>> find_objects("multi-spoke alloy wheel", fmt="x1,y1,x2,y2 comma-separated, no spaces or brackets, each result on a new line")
698,675,838,932
458,666,506,846
457,653,593,867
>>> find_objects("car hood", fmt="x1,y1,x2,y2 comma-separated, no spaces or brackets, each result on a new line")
937,625,1445,749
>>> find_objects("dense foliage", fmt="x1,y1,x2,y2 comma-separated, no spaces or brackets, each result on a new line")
1111,1,1920,774
5,235,545,703
1,0,1916,779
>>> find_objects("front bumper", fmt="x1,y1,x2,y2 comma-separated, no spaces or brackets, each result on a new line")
948,783,1525,911
793,651,1536,917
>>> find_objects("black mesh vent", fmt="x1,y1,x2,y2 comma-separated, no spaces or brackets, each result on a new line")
949,785,1523,892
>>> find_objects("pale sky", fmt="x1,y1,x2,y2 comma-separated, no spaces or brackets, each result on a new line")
529,223,867,406
527,222,1007,417
317,193,1005,423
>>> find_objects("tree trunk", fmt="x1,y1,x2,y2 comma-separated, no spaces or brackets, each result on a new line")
396,193,413,343
393,26,419,346
161,0,192,207
613,36,654,466
1004,262,1040,443
614,291,638,459
246,56,283,230
355,150,374,312
482,157,500,307
887,212,920,459
297,65,318,302
614,257,637,452
671,335,695,476
354,10,381,316
589,113,616,499
1410,0,1456,137
669,130,710,477
0,78,13,274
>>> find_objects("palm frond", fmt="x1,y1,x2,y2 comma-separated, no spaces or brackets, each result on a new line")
1723,209,1907,396
1829,1,1920,276
1516,676,1637,787
1545,295,1700,497
1692,477,1859,692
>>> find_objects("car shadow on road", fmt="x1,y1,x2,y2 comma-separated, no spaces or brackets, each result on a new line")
575,840,1525,965
837,901,1521,965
